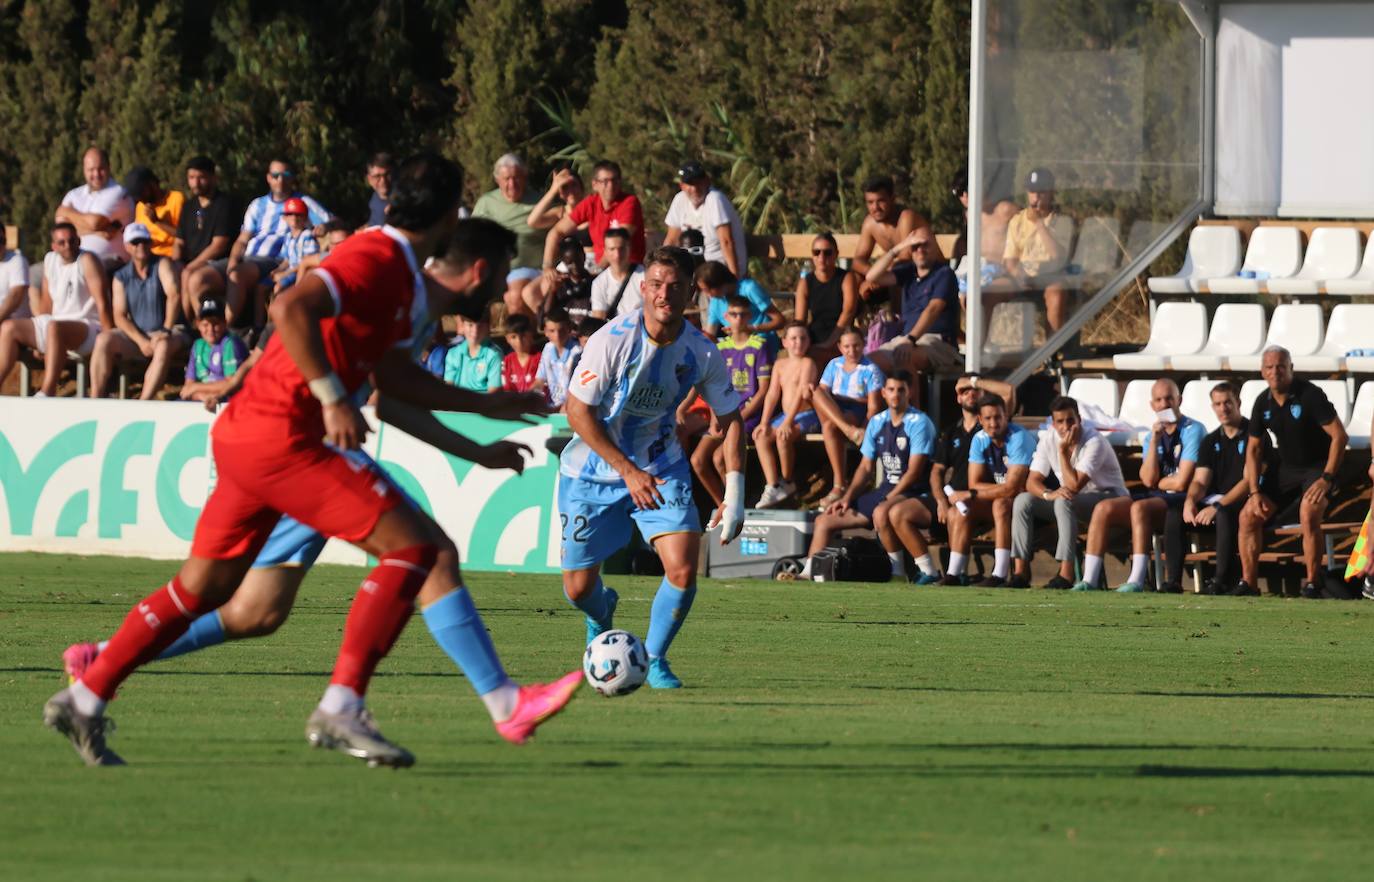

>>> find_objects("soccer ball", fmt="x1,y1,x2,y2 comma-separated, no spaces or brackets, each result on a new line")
583,629,649,697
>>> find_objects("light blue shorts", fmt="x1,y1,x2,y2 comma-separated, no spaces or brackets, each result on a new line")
251,448,415,569
770,409,820,433
558,460,699,570
506,266,542,284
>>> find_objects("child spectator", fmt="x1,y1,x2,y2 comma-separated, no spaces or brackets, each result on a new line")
533,308,579,409
752,321,819,508
501,313,541,393
689,294,772,513
295,219,350,277
811,328,886,506
544,236,594,323
270,198,319,294
180,299,248,402
565,315,604,380
443,313,503,392
697,260,783,353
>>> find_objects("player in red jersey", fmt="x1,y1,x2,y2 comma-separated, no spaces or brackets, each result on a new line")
44,154,581,767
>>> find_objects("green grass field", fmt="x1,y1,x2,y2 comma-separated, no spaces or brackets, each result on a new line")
4,552,1374,881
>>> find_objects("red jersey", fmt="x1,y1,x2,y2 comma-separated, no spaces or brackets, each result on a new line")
569,192,645,263
218,226,424,443
501,350,541,393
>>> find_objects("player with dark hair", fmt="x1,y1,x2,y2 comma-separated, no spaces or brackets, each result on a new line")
46,155,580,768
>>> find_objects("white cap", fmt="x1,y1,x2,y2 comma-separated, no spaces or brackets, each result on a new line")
122,222,152,244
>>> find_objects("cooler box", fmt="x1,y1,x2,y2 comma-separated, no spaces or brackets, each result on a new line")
706,509,814,579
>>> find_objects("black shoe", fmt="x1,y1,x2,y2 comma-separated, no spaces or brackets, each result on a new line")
1300,581,1322,600
1362,578,1374,601
1044,575,1073,590
1200,579,1226,596
976,575,1006,588
1228,580,1260,597
1160,581,1184,594
940,573,970,587
1005,574,1030,589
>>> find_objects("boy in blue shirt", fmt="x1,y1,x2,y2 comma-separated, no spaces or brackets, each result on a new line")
443,313,503,392
942,391,1035,586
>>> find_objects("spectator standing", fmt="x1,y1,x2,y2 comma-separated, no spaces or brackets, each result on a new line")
852,176,928,300
180,298,248,403
540,160,643,288
90,223,187,399
123,167,185,259
590,227,644,319
0,226,30,322
270,198,319,295
1239,346,1348,598
364,153,393,227
533,308,578,410
663,161,747,278
793,232,859,364
1001,167,1073,331
865,227,961,382
1010,396,1127,589
1175,382,1251,595
472,153,546,317
501,314,541,393
55,147,134,265
443,313,503,392
175,156,238,322
219,158,331,327
0,222,108,396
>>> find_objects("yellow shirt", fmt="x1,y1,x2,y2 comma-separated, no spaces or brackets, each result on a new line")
1003,208,1072,277
135,189,186,259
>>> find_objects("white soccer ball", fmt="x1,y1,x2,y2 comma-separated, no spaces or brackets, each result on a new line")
583,629,649,697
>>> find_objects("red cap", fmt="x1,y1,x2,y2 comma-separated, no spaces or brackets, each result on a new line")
282,197,308,216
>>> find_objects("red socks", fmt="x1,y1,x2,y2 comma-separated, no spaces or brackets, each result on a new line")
82,577,214,699
329,545,437,696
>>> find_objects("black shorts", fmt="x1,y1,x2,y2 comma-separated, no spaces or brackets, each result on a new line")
854,489,934,522
1263,467,1327,525
1131,489,1186,508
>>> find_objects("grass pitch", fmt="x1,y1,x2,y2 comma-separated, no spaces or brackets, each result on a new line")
3,552,1374,881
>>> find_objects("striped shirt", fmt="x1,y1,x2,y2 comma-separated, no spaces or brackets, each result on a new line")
537,340,581,407
561,310,737,483
242,192,331,259
820,356,885,402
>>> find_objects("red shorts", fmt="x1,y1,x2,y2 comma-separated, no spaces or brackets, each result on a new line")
190,434,402,561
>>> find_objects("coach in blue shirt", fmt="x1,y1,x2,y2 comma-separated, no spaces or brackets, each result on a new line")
865,226,961,378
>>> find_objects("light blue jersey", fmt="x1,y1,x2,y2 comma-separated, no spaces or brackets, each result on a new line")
243,192,331,259
821,356,885,402
968,423,1037,484
560,310,738,483
1145,415,1206,478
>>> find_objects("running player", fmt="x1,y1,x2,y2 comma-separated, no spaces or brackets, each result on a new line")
560,247,746,689
45,155,580,767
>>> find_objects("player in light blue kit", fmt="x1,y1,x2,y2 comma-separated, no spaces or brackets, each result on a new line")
560,247,747,688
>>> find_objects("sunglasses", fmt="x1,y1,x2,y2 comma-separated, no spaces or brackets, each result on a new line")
812,248,836,257
129,239,152,247
269,171,294,179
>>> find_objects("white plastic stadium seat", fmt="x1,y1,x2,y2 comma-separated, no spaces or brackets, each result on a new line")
1312,380,1352,426
1180,379,1227,433
1116,379,1158,433
1169,303,1267,372
1266,227,1362,295
1239,380,1268,420
1228,304,1325,372
1148,225,1241,294
1292,304,1374,372
1066,377,1121,419
1112,301,1207,370
1065,217,1121,285
1325,232,1374,296
1347,382,1374,449
1206,226,1303,294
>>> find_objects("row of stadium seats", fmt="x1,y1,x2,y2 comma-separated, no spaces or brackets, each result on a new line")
1112,302,1374,373
1066,376,1374,448
1149,225,1374,296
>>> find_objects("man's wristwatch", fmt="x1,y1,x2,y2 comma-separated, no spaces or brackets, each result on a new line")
1321,471,1336,483
906,333,919,345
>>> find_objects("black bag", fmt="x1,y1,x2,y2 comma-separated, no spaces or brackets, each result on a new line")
811,537,891,583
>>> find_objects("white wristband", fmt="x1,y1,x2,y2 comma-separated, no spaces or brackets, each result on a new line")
308,372,347,406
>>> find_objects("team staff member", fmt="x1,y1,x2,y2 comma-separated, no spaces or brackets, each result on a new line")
1173,382,1251,595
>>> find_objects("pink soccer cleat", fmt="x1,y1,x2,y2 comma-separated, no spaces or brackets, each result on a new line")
494,671,583,745
63,643,100,685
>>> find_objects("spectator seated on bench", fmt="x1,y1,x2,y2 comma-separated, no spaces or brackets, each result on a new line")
810,328,884,508
180,298,248,404
753,322,818,509
1172,381,1250,595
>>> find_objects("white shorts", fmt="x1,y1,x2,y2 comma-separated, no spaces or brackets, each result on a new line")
32,315,100,356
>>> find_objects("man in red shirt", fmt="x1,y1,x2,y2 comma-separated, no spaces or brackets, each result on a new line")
540,160,644,288
44,155,581,768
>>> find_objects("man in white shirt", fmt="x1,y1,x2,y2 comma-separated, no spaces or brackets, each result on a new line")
0,222,109,397
589,227,644,318
662,161,746,278
0,228,29,322
1009,395,1127,588
55,147,134,265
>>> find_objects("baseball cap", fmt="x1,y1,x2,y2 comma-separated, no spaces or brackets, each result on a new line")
123,166,156,199
198,298,224,319
122,222,152,245
677,160,707,183
282,197,308,216
1024,167,1056,192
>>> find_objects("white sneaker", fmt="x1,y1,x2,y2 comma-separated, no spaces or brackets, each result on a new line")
755,481,795,509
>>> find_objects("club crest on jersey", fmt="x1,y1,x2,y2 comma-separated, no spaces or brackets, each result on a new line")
897,436,908,450
1238,439,1245,454
1290,403,1302,418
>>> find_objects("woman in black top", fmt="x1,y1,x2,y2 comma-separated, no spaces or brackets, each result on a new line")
793,232,858,364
